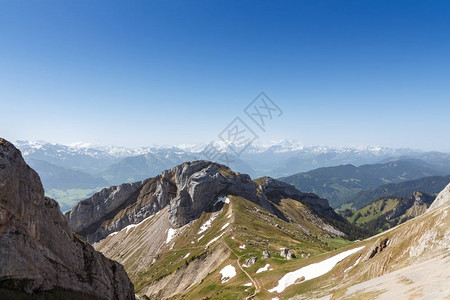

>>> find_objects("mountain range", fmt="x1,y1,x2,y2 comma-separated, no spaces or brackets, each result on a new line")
341,175,450,210
280,159,449,208
15,140,450,211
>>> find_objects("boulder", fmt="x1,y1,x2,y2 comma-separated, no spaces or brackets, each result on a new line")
262,250,271,259
245,256,258,267
280,248,296,260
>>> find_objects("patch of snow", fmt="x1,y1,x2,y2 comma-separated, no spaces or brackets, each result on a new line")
344,256,361,273
239,245,246,249
221,222,230,231
198,235,204,241
183,253,190,259
244,282,252,287
205,232,225,248
269,246,365,293
166,228,177,244
108,231,118,237
214,196,230,206
231,236,235,240
272,297,280,300
256,264,270,274
228,214,232,219
198,212,219,234
219,265,236,283
122,215,154,234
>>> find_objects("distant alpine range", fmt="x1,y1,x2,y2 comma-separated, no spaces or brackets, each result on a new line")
16,140,450,211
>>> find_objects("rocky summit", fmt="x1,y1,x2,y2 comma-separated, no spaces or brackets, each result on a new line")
65,160,350,244
0,138,135,299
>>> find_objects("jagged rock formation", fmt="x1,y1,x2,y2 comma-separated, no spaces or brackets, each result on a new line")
0,138,135,299
66,161,346,243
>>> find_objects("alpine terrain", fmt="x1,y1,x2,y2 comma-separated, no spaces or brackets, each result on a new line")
65,160,366,299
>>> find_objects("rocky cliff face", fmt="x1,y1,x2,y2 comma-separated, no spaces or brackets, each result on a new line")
66,161,343,244
0,138,135,299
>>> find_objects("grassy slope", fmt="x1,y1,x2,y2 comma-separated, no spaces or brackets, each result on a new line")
343,193,434,234
164,196,353,299
285,196,450,300
94,182,361,299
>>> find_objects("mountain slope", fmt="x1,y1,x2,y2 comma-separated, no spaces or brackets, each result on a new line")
280,159,445,208
65,161,365,299
343,191,435,233
339,174,450,210
285,182,450,299
0,139,135,299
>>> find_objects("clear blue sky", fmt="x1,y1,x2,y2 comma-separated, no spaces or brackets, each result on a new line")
1,0,449,151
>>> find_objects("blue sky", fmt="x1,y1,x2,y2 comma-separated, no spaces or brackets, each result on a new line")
1,0,449,151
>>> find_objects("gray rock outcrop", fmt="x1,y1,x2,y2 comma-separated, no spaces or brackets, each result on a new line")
0,138,135,299
280,248,296,260
66,161,259,243
245,256,258,266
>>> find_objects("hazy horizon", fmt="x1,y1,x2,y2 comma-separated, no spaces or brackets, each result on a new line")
11,138,444,154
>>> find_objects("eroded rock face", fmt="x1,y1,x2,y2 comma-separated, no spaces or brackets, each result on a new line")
67,161,259,242
168,161,258,226
0,138,135,299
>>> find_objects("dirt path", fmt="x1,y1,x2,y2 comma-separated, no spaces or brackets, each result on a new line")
224,243,261,299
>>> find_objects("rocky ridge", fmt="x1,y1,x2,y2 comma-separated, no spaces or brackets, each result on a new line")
66,161,346,243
